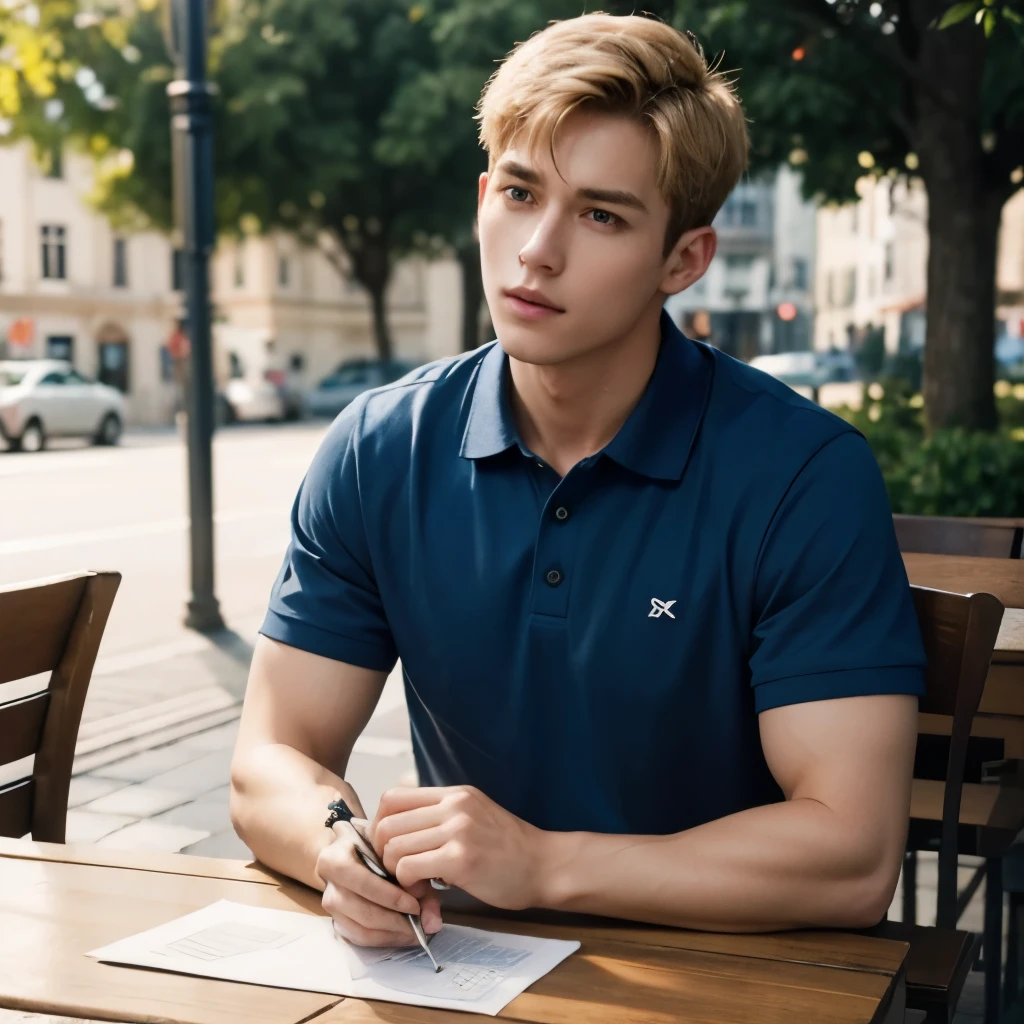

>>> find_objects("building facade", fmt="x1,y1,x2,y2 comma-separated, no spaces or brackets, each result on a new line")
0,141,461,426
814,175,1024,358
664,165,817,362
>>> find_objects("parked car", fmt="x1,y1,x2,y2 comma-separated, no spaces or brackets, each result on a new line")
303,359,418,419
0,360,124,452
218,373,289,424
748,350,859,392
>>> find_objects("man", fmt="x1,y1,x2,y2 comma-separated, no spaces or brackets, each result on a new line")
230,13,924,947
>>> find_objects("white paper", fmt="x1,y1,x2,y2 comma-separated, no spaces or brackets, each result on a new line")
87,899,579,1016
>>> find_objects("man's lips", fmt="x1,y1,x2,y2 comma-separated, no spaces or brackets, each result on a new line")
503,289,565,318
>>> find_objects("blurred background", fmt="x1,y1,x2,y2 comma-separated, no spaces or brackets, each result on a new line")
0,0,1022,508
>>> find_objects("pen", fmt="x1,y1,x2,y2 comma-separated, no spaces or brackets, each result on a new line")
325,798,443,973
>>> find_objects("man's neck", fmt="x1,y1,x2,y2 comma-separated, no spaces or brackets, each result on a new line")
507,306,663,478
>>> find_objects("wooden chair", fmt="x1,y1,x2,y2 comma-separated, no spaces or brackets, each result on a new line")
0,571,120,842
881,585,1005,1023
895,518,1024,1021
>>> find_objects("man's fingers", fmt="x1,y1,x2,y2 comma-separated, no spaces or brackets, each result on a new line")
323,883,418,947
319,843,420,916
344,860,422,916
394,848,452,891
381,824,449,874
373,805,447,852
374,786,451,827
419,893,444,934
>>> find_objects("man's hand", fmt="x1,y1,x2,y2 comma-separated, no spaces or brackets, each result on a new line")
317,819,444,947
371,786,549,911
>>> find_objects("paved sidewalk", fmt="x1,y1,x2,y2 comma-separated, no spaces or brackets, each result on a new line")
64,627,414,858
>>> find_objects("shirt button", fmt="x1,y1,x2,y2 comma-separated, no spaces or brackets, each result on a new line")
554,506,570,522
545,568,563,587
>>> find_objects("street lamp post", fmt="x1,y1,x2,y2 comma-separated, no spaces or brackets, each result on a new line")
166,0,224,632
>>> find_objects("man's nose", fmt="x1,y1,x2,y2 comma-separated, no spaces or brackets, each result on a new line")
518,213,565,275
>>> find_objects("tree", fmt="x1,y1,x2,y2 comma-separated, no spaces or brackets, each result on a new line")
1,0,501,362
671,0,1024,432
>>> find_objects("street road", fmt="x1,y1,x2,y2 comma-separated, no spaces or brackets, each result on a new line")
0,423,327,655
0,421,416,852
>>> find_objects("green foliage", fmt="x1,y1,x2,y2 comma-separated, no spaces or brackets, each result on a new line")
833,384,1024,515
884,429,1024,516
672,0,1024,205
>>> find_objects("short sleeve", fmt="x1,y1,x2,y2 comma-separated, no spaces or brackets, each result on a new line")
749,429,926,713
259,400,398,672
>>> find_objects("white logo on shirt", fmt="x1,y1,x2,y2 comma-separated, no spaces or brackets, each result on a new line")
648,598,677,619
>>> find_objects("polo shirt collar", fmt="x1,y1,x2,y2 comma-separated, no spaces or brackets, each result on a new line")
460,309,713,481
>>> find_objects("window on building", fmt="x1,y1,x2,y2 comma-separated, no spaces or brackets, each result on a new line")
45,335,74,363
725,254,755,271
844,267,857,306
278,256,290,287
884,241,895,282
40,225,67,280
739,200,757,226
45,144,63,180
113,237,128,288
792,258,808,291
172,248,185,291
234,247,245,288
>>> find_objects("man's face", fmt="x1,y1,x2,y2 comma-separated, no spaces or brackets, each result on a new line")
477,109,700,366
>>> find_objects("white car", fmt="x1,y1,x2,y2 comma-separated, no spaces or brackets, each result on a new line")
0,359,125,452
220,375,287,423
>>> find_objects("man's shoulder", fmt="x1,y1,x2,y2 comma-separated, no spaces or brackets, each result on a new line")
329,344,493,447
700,342,862,458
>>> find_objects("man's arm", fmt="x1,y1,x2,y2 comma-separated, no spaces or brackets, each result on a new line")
229,635,386,890
373,692,917,931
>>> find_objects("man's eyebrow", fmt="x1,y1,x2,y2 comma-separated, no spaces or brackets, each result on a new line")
495,160,541,184
576,187,647,213
495,160,647,212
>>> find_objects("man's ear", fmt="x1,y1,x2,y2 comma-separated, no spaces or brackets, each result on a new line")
660,226,717,297
477,172,488,218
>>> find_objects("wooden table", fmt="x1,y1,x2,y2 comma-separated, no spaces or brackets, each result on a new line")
0,839,909,1024
996,607,1024,656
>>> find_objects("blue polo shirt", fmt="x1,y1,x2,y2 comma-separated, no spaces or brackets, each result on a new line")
262,311,926,836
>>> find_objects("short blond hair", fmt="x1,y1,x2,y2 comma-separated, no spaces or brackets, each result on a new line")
476,13,749,255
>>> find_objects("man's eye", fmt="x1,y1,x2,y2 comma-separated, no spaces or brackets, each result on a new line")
504,186,531,203
589,209,619,227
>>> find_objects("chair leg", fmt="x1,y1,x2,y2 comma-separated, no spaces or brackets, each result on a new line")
985,857,1003,1024
903,849,918,925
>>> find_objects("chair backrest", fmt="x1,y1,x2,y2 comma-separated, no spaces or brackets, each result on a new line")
0,571,120,842
911,585,1004,927
894,515,1022,560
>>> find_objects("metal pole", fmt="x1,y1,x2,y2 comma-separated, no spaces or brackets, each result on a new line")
168,0,224,632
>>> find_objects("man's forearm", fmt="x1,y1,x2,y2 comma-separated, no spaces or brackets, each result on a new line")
538,797,900,932
229,743,363,891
